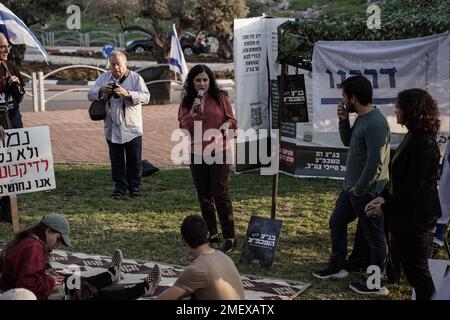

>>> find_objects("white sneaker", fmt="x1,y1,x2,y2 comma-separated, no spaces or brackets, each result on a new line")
108,249,123,283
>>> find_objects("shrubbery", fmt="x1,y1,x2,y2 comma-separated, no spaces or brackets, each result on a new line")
278,0,449,69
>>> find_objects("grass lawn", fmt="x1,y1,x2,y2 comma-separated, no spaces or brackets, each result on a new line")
0,164,430,300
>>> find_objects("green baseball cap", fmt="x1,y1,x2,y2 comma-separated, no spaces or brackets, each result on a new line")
41,213,71,247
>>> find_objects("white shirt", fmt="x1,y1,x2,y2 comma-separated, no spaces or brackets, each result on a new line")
87,70,150,144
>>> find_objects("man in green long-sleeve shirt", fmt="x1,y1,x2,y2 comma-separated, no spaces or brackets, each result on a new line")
312,75,390,296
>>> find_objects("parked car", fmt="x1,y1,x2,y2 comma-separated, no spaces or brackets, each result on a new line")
180,32,206,56
125,32,208,56
125,37,154,54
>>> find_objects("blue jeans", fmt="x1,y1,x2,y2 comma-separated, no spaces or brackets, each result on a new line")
107,136,142,194
329,190,387,273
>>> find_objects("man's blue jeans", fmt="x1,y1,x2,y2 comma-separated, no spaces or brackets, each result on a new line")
107,136,142,194
329,190,387,273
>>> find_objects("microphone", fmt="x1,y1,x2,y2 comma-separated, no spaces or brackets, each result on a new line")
193,89,204,113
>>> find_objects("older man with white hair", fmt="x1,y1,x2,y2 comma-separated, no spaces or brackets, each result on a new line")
88,51,150,199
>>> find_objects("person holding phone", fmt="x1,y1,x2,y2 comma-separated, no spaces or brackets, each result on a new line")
312,75,391,296
178,64,238,254
365,88,441,300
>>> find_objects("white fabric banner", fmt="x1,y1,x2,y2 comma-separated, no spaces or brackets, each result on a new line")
234,17,269,132
312,32,450,133
0,126,56,197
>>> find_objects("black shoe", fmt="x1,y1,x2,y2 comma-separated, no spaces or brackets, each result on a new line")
349,279,389,296
208,234,221,244
0,214,12,223
111,191,125,199
312,265,349,280
130,191,141,199
222,239,237,254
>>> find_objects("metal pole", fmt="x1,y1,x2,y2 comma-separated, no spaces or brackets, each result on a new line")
271,63,287,219
38,71,45,112
32,72,39,112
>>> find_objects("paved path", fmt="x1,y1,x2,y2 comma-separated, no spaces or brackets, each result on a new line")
22,105,182,168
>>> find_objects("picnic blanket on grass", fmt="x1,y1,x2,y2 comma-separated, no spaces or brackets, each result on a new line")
49,250,310,300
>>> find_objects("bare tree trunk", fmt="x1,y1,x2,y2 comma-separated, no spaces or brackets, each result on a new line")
113,14,170,63
217,35,233,61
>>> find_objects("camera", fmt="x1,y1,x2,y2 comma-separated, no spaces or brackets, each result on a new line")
109,82,120,98
9,81,25,97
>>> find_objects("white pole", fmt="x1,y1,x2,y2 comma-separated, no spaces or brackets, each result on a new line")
32,72,39,112
38,71,45,112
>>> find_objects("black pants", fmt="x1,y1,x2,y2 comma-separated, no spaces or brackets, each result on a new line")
107,136,142,194
0,108,22,223
69,272,145,300
190,155,234,239
394,230,435,300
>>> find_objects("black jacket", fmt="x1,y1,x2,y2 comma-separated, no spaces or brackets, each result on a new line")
381,133,442,234
0,61,25,129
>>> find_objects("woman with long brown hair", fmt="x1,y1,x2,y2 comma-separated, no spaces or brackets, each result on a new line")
178,64,238,254
365,88,442,300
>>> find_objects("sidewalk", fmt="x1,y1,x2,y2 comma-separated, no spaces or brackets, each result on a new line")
22,105,182,168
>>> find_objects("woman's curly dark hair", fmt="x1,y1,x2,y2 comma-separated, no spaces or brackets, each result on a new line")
181,64,221,110
397,88,440,136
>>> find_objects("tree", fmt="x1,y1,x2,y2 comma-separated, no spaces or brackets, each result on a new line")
110,0,247,61
196,0,248,59
277,0,450,70
246,0,275,17
102,0,197,63
2,0,70,66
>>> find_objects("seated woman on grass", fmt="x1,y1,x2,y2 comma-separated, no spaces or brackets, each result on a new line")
0,213,160,300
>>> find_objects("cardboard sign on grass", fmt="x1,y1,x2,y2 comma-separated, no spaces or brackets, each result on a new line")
240,215,283,268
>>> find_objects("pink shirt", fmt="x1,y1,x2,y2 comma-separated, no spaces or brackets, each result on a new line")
178,91,237,154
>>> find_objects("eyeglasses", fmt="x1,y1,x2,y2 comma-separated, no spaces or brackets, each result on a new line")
0,45,11,51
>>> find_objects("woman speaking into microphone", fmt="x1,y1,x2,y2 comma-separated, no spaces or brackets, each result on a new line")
178,64,238,254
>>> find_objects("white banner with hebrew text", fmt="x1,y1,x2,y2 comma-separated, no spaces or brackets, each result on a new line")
312,32,449,133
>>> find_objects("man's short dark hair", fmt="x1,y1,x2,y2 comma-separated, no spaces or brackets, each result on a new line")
181,215,208,249
341,75,373,106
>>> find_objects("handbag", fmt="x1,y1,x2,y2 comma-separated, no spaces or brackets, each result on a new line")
88,100,107,121
88,72,129,121
141,159,159,177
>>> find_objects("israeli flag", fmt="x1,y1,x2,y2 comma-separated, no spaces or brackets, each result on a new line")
0,3,48,62
169,24,188,83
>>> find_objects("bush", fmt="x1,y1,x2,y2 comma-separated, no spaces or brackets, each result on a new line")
277,0,449,69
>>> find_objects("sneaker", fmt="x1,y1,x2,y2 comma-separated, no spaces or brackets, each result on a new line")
222,239,237,254
144,264,162,297
111,191,125,200
349,280,389,296
108,249,123,283
130,191,141,199
312,265,349,280
208,233,221,244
